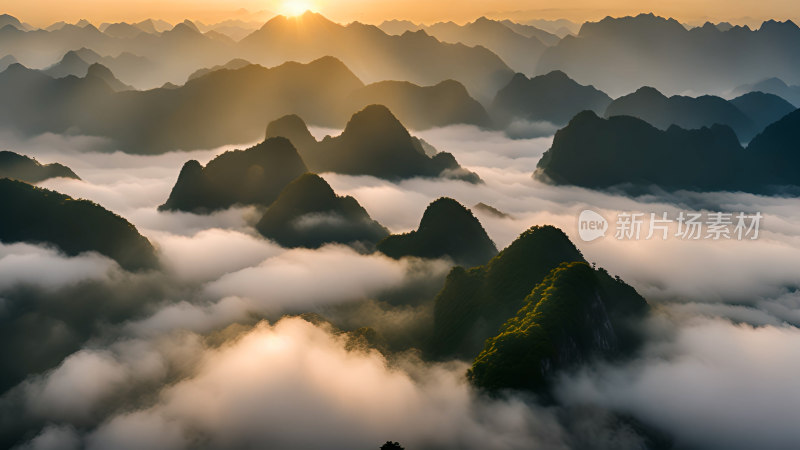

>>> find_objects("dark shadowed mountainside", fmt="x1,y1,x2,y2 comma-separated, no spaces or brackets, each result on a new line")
491,70,612,126
732,78,800,107
536,110,800,194
429,225,585,359
346,79,491,129
729,92,797,134
605,86,759,141
468,261,648,393
0,151,80,183
160,137,308,213
377,197,498,268
255,173,389,250
265,105,482,182
0,178,158,271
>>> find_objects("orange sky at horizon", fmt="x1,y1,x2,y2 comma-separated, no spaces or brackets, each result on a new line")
4,0,799,28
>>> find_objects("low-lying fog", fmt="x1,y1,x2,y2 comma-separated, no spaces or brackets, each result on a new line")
1,124,799,449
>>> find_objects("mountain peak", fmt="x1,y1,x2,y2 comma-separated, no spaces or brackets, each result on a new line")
342,104,409,139
378,197,498,267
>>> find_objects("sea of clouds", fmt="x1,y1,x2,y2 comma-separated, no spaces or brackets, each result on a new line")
1,123,799,449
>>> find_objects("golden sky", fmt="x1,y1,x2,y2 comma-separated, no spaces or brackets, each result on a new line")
5,0,799,27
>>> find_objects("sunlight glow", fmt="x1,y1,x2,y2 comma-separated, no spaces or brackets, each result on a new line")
280,0,316,17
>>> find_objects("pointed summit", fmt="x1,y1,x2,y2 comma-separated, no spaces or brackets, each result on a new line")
429,225,586,358
378,197,498,267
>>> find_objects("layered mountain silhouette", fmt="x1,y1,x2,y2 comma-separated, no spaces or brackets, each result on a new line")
186,58,251,81
0,55,17,72
422,17,547,75
729,92,797,132
536,13,800,97
536,110,800,193
41,48,145,89
255,173,389,250
377,197,498,267
468,261,648,392
0,57,491,152
160,137,307,213
346,79,491,129
492,71,612,125
605,86,768,141
265,105,481,182
240,12,514,102
499,20,561,45
732,78,800,107
429,225,586,359
0,151,79,183
0,178,158,271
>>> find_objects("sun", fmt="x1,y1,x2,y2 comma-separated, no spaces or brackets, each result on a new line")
280,0,316,17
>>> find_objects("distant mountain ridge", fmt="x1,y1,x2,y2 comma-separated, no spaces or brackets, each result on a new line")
537,13,800,97
0,57,492,152
492,70,612,125
0,151,80,183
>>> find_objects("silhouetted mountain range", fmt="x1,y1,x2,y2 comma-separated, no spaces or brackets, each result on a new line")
429,225,586,359
468,261,647,393
160,137,307,213
605,86,759,141
265,105,482,182
536,13,800,97
423,17,547,75
536,110,800,193
492,70,612,125
732,78,800,108
0,178,158,271
377,197,498,267
0,151,80,183
255,173,389,250
346,79,491,129
240,12,514,102
38,48,153,88
0,57,492,152
499,20,561,45
0,55,17,72
729,92,797,134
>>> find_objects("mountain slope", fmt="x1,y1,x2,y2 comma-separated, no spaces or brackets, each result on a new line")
377,197,498,267
265,105,481,182
0,151,80,183
535,110,800,194
160,137,308,213
604,86,759,141
468,261,648,392
536,13,800,97
0,178,158,271
429,225,586,359
346,79,491,129
423,17,547,75
492,70,612,125
240,12,514,102
255,173,389,250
